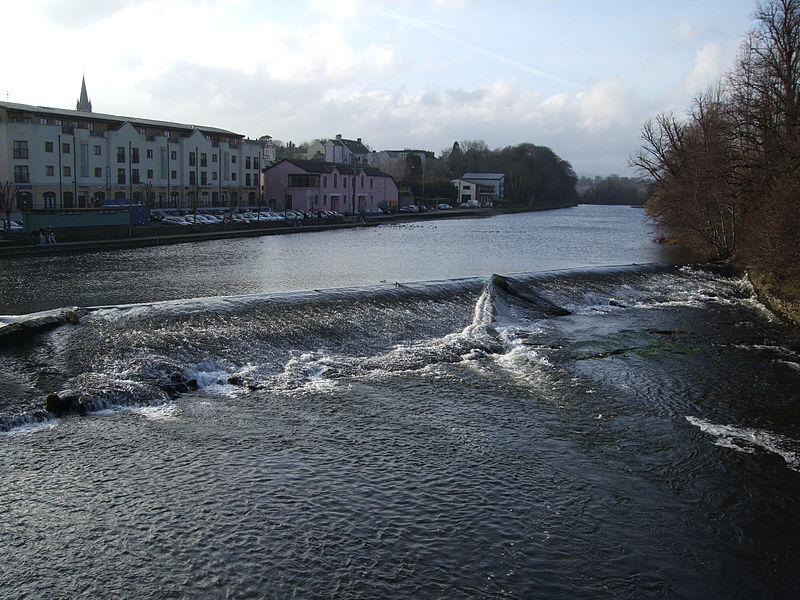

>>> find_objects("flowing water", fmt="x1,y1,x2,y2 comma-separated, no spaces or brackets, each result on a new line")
1,207,798,599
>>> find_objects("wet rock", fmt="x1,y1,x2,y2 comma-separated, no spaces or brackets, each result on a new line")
64,310,81,325
227,376,243,386
186,379,198,391
44,392,72,415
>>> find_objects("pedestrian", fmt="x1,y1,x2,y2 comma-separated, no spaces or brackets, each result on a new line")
47,227,56,244
39,228,46,245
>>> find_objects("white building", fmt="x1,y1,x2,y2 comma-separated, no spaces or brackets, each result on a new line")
0,80,263,210
324,134,370,164
453,173,505,206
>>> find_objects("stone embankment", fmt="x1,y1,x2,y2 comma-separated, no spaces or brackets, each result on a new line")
0,209,489,257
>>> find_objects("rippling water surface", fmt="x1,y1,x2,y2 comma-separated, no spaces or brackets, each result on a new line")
0,206,688,313
1,208,798,599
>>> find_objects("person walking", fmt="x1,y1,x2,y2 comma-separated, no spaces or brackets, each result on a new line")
47,227,56,244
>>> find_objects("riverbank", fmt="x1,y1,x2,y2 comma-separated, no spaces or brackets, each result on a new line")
0,208,489,257
747,269,800,328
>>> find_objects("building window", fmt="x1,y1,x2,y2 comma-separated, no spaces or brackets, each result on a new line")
189,172,196,185
344,177,347,188
95,167,102,177
232,172,236,181
212,154,217,163
132,169,140,184
46,165,54,176
333,174,337,187
200,153,207,167
94,145,102,156
231,155,237,164
253,156,259,169
170,150,177,160
63,166,71,177
88,123,94,131
45,141,54,152
171,170,177,179
213,172,218,181
370,178,373,188
40,118,48,124
245,157,251,169
287,174,320,187
189,152,196,167
54,119,62,126
245,173,251,186
200,172,207,185
147,169,153,179
147,149,153,159
62,142,71,154
361,175,365,188
323,176,328,186
117,147,125,163
12,140,29,159
43,191,56,208
131,147,140,164
117,169,126,184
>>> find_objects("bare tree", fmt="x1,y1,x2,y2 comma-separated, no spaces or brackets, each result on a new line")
0,181,17,230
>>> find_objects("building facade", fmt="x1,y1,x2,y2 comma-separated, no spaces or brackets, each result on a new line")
324,134,370,164
0,86,262,211
456,173,505,206
263,159,398,213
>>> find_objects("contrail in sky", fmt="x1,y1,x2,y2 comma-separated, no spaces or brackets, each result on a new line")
361,8,585,90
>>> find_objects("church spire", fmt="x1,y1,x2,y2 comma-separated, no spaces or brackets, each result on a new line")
77,75,92,112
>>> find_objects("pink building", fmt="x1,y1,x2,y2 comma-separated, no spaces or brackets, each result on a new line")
262,159,399,213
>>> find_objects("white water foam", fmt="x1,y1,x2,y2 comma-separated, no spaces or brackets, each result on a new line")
686,416,800,471
5,419,61,436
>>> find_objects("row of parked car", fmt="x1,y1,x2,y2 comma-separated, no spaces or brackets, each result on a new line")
152,209,346,227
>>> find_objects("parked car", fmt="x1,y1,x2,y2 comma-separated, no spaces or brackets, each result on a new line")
162,216,191,226
437,203,452,210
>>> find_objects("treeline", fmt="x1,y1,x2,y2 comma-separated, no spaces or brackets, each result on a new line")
437,140,580,207
577,175,649,205
271,137,579,207
631,0,800,288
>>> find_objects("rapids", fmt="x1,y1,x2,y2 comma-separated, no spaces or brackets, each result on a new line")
2,263,799,598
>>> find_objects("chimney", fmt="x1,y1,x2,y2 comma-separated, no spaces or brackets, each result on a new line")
336,134,342,140
357,137,362,144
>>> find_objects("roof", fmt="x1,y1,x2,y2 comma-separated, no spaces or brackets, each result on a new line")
329,137,370,155
461,172,505,181
0,100,242,137
269,158,392,178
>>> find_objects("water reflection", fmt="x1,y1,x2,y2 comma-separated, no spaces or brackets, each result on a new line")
0,206,691,314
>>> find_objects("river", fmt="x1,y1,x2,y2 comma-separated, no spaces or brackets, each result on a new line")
1,206,798,598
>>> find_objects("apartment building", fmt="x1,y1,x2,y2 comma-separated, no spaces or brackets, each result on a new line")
263,158,398,213
0,81,262,211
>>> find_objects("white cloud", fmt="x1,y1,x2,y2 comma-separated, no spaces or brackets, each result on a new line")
680,40,740,94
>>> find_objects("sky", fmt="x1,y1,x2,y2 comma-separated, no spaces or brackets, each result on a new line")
2,0,759,176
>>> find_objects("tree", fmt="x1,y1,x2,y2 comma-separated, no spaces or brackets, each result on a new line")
448,141,464,178
136,181,155,208
0,181,17,230
632,0,800,277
